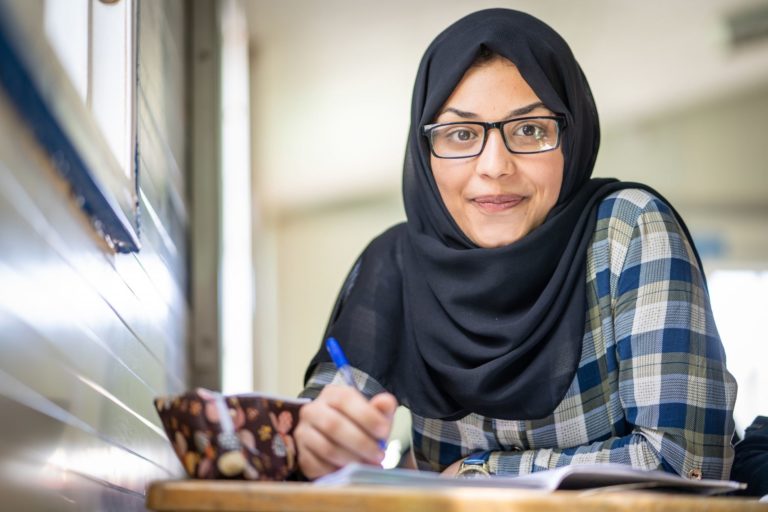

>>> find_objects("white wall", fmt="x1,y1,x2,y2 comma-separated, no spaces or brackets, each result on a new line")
271,196,403,396
597,83,768,266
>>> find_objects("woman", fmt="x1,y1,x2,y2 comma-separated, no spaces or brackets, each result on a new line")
293,8,737,481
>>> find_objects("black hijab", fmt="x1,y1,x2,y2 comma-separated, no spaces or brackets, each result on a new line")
306,9,694,420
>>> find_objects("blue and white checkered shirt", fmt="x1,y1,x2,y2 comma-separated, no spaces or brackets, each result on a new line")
302,189,737,480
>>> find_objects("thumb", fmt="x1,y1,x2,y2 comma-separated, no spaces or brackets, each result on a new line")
370,392,398,418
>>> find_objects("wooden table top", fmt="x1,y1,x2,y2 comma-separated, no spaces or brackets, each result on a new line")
146,480,767,512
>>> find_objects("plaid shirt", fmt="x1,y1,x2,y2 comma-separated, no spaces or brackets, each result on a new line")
302,189,737,480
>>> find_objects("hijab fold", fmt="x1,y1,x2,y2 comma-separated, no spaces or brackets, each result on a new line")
305,9,698,421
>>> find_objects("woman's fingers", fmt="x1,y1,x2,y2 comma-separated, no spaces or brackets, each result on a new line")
295,419,358,479
309,397,385,463
370,392,398,417
370,392,398,438
296,447,336,480
295,385,396,479
322,386,396,443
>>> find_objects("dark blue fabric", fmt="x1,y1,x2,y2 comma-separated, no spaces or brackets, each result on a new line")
732,416,768,496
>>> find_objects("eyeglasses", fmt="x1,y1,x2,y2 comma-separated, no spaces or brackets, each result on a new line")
422,115,566,159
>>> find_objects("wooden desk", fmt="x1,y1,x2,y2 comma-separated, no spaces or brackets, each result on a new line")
146,480,767,512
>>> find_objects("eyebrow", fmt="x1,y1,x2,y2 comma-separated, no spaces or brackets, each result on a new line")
438,101,548,120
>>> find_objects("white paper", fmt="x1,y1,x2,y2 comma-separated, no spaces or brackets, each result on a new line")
315,462,745,495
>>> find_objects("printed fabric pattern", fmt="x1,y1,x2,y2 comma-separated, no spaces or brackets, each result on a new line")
155,388,302,480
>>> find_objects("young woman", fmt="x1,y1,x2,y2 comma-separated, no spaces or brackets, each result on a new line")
293,8,737,481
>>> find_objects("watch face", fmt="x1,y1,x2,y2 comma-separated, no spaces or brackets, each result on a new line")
457,453,491,478
458,468,490,479
457,462,491,479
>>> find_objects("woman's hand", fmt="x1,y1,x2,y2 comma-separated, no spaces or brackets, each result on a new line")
294,385,397,480
441,458,464,477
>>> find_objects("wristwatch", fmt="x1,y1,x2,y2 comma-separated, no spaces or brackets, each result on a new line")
456,452,491,478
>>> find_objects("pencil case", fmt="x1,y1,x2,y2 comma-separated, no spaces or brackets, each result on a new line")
154,388,308,480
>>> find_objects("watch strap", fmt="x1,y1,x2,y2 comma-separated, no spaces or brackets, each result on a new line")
457,451,492,478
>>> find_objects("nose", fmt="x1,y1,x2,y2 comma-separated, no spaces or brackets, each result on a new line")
475,127,515,179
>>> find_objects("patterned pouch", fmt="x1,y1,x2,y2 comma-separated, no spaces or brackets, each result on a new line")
154,388,308,480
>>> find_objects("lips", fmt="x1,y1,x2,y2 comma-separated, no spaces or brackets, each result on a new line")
471,194,525,213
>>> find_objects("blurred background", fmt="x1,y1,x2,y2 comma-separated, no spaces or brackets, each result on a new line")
0,0,766,508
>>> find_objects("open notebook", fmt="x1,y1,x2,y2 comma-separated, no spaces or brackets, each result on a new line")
315,463,745,495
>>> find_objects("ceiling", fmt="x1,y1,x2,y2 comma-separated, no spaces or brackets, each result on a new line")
244,0,768,210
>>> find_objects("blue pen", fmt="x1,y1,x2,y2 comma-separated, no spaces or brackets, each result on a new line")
325,336,388,451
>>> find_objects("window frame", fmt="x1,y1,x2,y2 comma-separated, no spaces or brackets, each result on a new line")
0,0,141,253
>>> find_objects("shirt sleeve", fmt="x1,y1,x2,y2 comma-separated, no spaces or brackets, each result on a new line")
490,193,737,479
299,362,387,401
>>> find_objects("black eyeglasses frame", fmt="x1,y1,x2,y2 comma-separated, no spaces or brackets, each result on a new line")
421,115,567,159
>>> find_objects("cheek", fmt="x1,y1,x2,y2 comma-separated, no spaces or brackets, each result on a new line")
538,153,564,208
431,158,466,207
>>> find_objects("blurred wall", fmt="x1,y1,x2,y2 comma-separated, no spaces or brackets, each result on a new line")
0,1,189,508
597,82,768,266
271,194,403,394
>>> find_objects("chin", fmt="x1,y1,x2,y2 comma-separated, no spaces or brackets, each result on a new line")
472,229,523,248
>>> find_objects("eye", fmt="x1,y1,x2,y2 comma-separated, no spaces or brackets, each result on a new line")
514,123,545,139
445,126,480,143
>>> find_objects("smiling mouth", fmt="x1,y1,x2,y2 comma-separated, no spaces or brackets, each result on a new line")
471,195,525,213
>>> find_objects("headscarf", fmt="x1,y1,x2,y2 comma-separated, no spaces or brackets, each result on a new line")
305,8,693,420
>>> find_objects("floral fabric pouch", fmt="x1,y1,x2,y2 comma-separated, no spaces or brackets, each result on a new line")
154,388,308,480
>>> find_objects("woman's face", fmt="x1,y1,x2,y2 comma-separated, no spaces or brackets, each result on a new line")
430,58,564,248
